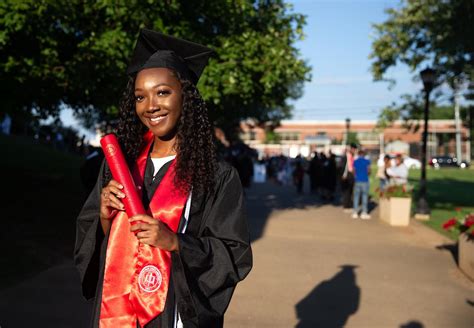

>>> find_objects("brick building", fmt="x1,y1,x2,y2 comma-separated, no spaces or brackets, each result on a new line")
239,119,471,160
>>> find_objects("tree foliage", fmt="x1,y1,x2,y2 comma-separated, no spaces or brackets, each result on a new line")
0,0,310,134
377,92,470,131
370,0,474,137
370,0,474,89
346,131,359,147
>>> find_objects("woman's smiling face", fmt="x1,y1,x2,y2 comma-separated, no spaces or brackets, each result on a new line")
134,67,183,139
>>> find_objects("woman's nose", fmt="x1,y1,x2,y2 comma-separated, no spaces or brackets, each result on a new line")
148,95,160,111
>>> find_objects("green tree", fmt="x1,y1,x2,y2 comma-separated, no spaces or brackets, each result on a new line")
346,131,359,147
264,130,281,144
370,0,473,89
0,0,310,135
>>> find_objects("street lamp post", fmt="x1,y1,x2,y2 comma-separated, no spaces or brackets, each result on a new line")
345,118,351,146
416,67,436,218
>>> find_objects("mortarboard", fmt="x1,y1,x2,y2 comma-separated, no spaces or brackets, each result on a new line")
126,29,215,84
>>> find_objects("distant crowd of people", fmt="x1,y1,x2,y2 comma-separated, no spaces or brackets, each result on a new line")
222,142,411,222
227,149,342,198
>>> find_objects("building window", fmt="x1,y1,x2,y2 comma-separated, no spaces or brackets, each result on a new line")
356,131,379,142
277,132,300,141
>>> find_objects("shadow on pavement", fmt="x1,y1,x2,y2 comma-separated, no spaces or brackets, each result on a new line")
245,181,326,243
399,320,424,328
436,242,459,265
295,264,360,328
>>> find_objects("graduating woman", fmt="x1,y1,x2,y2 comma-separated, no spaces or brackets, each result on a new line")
74,29,252,328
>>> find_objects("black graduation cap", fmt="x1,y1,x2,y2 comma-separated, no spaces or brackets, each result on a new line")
126,29,215,84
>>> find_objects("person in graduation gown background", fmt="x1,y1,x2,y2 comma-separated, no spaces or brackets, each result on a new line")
74,29,253,328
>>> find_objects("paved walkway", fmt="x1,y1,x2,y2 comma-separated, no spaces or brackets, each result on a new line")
227,181,474,327
0,181,473,327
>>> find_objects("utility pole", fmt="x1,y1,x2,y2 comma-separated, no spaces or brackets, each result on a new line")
468,107,472,162
379,132,384,154
454,87,462,162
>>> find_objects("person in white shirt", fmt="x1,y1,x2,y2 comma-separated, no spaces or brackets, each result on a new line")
387,154,408,185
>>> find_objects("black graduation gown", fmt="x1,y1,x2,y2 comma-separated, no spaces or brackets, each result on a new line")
74,159,253,327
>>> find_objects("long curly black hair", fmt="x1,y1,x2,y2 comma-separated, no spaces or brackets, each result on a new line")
109,70,217,194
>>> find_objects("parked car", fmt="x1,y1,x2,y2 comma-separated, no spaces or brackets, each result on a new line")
429,156,470,169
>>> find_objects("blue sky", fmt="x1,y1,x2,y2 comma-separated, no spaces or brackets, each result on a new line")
289,0,421,120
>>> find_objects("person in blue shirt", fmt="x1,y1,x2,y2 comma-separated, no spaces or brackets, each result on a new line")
352,149,371,219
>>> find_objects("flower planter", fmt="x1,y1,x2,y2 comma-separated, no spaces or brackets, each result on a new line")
379,198,389,221
458,233,474,281
379,197,411,226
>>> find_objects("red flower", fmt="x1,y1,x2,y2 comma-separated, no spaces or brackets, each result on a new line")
455,207,462,212
464,217,474,228
442,218,457,230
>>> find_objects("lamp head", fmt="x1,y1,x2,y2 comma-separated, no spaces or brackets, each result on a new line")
420,67,436,93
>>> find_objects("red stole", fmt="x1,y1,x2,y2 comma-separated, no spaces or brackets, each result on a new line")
99,132,189,327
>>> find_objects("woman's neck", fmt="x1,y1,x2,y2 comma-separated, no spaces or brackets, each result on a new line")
150,135,177,158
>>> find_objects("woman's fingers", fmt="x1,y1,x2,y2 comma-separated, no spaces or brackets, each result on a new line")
108,186,126,199
101,180,126,211
128,216,177,251
129,215,157,224
136,230,151,239
107,193,124,210
108,179,124,190
130,222,149,232
137,238,154,246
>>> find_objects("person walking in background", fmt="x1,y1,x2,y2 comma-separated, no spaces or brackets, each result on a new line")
320,152,336,201
319,152,328,197
293,160,305,194
314,152,324,195
326,152,337,201
376,154,391,190
387,154,408,185
352,149,371,219
309,152,319,193
341,144,357,212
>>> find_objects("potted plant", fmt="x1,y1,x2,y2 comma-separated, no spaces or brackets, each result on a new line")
378,184,413,226
442,209,474,281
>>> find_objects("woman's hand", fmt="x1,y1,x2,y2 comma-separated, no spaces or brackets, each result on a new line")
99,179,125,234
100,179,125,220
129,215,179,252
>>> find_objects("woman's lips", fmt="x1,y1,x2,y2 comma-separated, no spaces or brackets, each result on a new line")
148,114,168,126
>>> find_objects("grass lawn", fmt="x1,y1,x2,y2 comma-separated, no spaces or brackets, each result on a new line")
409,168,474,240
369,163,474,241
0,134,88,290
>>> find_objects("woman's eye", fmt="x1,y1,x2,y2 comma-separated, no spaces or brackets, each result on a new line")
135,95,144,102
157,90,170,96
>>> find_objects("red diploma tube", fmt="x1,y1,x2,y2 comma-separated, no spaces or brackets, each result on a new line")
100,134,145,217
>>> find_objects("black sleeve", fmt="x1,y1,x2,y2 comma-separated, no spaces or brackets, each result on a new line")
74,161,106,299
173,165,253,326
